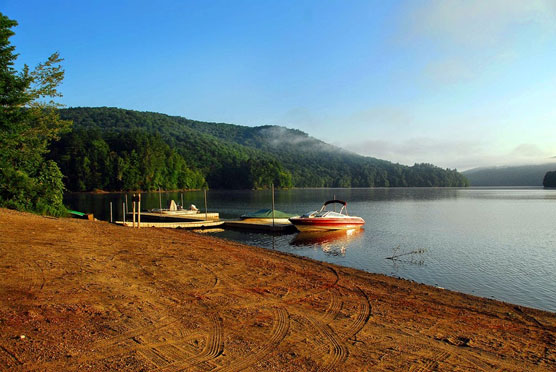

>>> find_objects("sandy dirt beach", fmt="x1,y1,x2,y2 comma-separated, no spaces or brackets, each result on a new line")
0,208,554,371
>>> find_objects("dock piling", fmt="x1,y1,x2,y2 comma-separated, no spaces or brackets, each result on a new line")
204,189,208,221
138,194,141,228
272,183,275,229
132,196,136,228
158,187,162,211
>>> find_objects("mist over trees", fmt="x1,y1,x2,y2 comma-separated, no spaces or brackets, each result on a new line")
463,164,556,186
54,107,469,190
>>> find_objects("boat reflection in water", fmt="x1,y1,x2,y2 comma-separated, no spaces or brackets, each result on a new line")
289,228,364,256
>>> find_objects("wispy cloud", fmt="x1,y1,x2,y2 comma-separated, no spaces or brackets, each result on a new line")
345,137,483,168
400,0,556,84
404,0,556,47
510,143,553,158
424,58,475,84
344,138,556,170
258,125,341,153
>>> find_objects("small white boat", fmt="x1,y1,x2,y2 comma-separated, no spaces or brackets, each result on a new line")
289,200,365,232
150,200,200,215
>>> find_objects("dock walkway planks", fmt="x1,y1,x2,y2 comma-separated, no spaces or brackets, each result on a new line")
116,220,224,229
127,212,220,222
223,218,296,232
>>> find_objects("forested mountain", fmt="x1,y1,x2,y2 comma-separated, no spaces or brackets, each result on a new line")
50,107,469,191
463,163,556,186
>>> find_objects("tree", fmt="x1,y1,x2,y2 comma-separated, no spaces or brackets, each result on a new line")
0,13,71,215
543,171,556,188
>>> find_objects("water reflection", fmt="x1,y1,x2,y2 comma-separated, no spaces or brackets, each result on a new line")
289,229,364,256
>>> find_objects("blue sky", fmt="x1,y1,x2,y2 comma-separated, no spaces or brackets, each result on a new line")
3,0,556,170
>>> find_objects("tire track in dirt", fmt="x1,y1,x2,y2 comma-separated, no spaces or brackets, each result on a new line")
341,286,372,340
35,261,46,291
282,268,353,371
153,313,224,372
292,285,369,371
25,261,45,293
136,346,173,369
0,345,23,367
193,263,221,292
213,307,290,372
384,323,500,372
282,265,340,302
49,315,217,371
325,265,340,288
409,350,451,372
320,288,343,324
303,315,348,372
456,354,492,372
91,315,179,349
376,322,501,372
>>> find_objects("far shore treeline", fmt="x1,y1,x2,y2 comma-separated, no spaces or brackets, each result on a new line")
50,107,470,192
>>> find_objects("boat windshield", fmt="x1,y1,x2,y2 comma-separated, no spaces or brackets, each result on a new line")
315,211,346,218
301,211,318,218
301,202,351,218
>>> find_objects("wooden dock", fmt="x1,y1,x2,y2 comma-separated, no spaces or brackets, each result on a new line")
223,218,296,232
127,212,220,222
117,220,224,229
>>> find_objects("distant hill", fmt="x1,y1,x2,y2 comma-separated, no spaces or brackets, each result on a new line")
50,107,469,191
463,163,556,186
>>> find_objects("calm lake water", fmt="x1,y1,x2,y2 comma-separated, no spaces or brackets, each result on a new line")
64,188,556,312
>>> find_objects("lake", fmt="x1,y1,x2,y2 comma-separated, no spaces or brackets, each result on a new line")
64,187,556,312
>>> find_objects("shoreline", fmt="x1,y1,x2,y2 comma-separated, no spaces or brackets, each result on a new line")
209,231,552,313
1,208,554,371
209,230,554,314
66,186,550,195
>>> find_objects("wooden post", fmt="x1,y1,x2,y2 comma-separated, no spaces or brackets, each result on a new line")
204,189,208,221
123,202,126,224
110,202,113,223
132,195,136,228
138,193,141,228
181,192,184,208
158,187,162,211
125,194,128,215
271,183,275,229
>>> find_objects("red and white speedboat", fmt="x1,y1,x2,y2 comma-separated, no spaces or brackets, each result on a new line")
289,200,365,232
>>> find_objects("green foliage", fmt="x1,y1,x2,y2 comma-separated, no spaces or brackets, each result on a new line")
49,129,207,191
0,13,70,215
543,171,556,188
56,107,469,189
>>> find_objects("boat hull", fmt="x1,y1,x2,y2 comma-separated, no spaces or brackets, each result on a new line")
289,217,365,232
